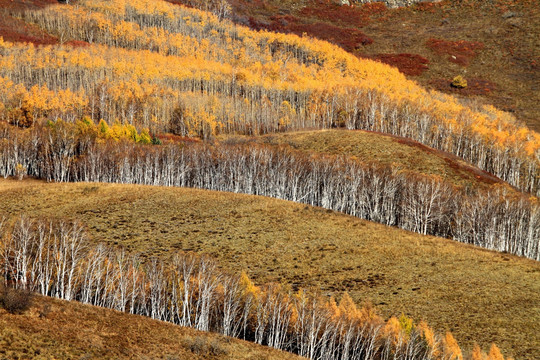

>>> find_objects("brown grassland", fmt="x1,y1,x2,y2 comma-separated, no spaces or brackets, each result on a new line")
225,129,507,189
0,293,301,360
1,179,538,359
360,0,540,129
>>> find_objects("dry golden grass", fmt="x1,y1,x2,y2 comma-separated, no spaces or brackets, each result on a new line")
223,129,507,189
0,294,301,360
1,179,538,359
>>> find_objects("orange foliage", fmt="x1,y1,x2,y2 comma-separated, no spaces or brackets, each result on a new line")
444,332,463,360
487,344,506,360
418,321,440,356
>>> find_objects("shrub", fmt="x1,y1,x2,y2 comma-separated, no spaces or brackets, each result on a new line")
183,335,229,356
186,336,207,354
208,339,229,356
151,136,162,145
426,38,484,66
451,75,468,88
39,303,51,318
0,285,33,314
374,53,429,76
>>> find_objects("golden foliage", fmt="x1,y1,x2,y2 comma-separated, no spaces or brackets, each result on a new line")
47,118,152,144
487,344,505,360
0,0,530,151
418,321,440,357
472,344,485,360
451,75,468,89
356,300,382,325
444,332,463,360
385,316,402,344
337,292,359,320
239,271,258,297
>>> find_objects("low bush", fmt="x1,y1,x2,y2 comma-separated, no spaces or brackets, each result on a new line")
0,285,33,314
374,53,429,76
426,38,484,66
183,336,229,356
451,75,468,88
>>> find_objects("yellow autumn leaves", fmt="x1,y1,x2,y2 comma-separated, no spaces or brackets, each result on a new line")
0,0,538,181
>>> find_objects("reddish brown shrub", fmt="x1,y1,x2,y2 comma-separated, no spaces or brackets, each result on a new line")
0,26,58,46
157,133,201,144
374,53,429,76
413,1,437,12
426,38,484,66
0,0,57,10
361,2,388,15
255,15,373,52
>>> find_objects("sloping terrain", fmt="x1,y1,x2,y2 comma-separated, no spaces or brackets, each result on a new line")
0,0,59,44
0,294,302,360
1,179,538,359
0,0,539,196
225,129,508,189
230,0,540,131
0,0,538,359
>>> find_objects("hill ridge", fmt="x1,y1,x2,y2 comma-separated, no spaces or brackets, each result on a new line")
1,210,534,360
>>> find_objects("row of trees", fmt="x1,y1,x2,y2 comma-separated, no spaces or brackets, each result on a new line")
0,216,510,360
1,123,538,260
0,0,535,194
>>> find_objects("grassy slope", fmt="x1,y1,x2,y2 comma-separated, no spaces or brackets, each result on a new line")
0,1,536,358
224,129,507,189
0,295,302,360
361,0,540,129
232,0,540,131
1,179,538,359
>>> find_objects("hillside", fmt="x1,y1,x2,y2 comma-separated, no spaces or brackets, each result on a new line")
228,0,540,132
0,294,302,360
0,0,538,359
1,179,538,359
225,129,508,189
0,0,539,196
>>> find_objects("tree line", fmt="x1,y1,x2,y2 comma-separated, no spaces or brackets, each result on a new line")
1,122,538,260
0,216,510,360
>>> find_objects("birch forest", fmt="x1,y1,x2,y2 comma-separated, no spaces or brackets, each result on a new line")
0,0,538,195
0,122,539,260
